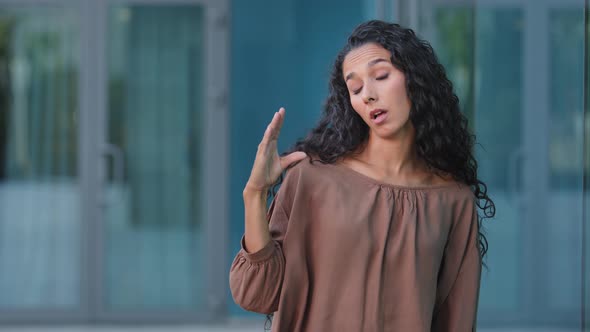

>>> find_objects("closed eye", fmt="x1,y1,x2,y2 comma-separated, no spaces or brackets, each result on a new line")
352,87,362,95
376,74,389,80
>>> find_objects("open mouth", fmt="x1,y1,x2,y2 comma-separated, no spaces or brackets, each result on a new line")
372,110,385,119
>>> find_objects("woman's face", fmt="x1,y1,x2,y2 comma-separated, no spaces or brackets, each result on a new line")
342,43,413,139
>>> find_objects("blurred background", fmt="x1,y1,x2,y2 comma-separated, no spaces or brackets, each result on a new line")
0,0,588,331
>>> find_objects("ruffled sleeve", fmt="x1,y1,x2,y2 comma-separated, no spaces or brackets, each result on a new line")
229,193,290,314
431,196,482,331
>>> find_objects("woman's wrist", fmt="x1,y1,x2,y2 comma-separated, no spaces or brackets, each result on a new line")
243,181,269,197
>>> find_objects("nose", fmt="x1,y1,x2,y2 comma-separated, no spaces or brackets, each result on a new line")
361,84,377,104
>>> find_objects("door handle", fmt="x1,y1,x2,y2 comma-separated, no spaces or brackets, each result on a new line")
508,146,524,207
102,143,125,184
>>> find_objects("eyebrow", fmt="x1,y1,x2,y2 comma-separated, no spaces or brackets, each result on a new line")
344,58,390,82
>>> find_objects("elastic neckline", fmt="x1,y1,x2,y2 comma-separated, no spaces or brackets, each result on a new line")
330,161,462,191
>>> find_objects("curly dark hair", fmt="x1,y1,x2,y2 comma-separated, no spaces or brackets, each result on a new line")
266,19,495,328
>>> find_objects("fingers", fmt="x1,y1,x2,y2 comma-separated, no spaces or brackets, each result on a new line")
280,151,307,169
262,107,285,144
273,107,286,139
268,107,285,141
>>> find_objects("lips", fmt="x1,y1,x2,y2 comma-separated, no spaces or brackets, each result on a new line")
369,109,388,124
370,109,387,119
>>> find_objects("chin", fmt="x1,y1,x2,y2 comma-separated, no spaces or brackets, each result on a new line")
373,123,410,140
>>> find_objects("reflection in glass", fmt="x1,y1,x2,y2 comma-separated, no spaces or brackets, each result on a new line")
105,5,206,310
547,8,585,318
433,7,474,124
0,7,80,308
550,10,585,189
473,8,523,318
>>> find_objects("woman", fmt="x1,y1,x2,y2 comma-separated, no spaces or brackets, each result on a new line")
230,20,495,331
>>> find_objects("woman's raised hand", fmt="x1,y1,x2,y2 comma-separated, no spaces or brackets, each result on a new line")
245,108,307,193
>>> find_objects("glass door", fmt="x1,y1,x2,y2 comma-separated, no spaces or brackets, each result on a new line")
0,0,229,323
93,0,229,321
0,0,87,322
103,1,207,312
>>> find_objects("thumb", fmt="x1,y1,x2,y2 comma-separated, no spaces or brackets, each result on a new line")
280,151,307,169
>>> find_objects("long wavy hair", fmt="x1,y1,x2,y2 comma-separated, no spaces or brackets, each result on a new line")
265,19,495,329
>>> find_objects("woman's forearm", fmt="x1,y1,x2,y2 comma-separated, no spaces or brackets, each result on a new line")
242,186,272,253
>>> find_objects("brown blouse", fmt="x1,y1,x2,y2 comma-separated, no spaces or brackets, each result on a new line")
230,160,481,331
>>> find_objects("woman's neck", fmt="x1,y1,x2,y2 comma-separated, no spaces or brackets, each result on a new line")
353,129,424,177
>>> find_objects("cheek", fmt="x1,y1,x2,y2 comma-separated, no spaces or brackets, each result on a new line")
391,78,410,103
350,96,365,116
